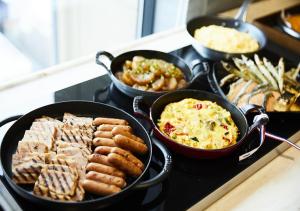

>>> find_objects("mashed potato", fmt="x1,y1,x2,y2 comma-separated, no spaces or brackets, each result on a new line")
194,25,259,53
157,98,239,149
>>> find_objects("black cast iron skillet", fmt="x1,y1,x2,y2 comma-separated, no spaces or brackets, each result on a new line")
207,62,300,151
0,101,172,211
186,0,267,61
133,89,270,160
95,50,209,98
278,9,300,40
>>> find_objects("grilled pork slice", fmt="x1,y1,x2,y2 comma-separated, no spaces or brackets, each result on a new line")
56,141,90,180
13,172,40,184
22,130,54,150
33,185,72,201
34,116,63,126
17,140,49,155
56,141,90,158
62,113,94,138
33,184,84,201
57,128,92,150
63,113,93,126
30,121,57,138
12,153,46,184
36,168,78,196
71,184,85,201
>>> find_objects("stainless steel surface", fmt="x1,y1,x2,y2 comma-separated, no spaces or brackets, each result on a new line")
235,0,252,21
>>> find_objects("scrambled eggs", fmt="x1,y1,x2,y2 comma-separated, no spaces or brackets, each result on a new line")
157,98,239,149
194,25,259,53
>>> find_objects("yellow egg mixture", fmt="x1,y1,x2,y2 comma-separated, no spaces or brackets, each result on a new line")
194,25,259,53
158,98,239,149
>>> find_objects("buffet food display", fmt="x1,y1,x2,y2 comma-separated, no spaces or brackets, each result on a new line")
11,113,147,201
158,98,238,149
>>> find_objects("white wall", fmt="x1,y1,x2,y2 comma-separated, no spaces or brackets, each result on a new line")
56,0,139,63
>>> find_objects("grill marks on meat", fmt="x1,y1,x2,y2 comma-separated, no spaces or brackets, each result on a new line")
22,130,55,151
12,113,95,201
62,113,94,138
33,164,84,201
17,141,49,154
56,141,89,181
58,128,92,150
12,153,46,184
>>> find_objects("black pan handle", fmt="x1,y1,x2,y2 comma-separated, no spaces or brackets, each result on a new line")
95,51,115,75
235,0,252,21
190,60,209,84
133,96,152,125
239,104,269,161
133,138,172,190
0,115,23,127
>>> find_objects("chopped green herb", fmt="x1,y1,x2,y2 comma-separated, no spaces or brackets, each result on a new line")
172,134,177,139
191,137,199,142
225,131,229,135
225,118,231,125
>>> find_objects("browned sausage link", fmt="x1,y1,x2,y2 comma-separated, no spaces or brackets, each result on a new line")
88,154,111,166
113,134,148,155
112,127,144,143
107,153,143,178
86,162,125,178
82,179,121,196
97,124,132,132
93,137,117,147
94,146,113,155
111,147,144,170
94,146,144,170
94,131,113,139
93,117,128,126
86,171,126,188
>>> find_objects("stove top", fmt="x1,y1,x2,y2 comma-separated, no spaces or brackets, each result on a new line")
1,45,299,211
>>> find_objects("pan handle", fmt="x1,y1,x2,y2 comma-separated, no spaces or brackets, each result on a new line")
133,96,152,124
239,104,269,161
264,131,300,151
133,138,172,190
0,115,23,127
190,60,210,84
95,51,114,75
234,0,252,21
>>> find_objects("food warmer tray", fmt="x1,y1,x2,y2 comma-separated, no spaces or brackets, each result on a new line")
0,45,299,211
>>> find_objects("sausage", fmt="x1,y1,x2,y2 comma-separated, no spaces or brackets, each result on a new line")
95,146,144,170
94,146,112,155
88,154,111,166
111,147,144,170
86,171,126,188
86,162,125,178
113,134,148,155
93,118,128,126
98,124,132,132
111,127,144,143
93,137,117,147
94,131,113,139
107,153,143,178
82,179,121,196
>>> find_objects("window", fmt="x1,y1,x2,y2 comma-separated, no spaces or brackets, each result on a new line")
0,0,242,84
0,0,140,83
